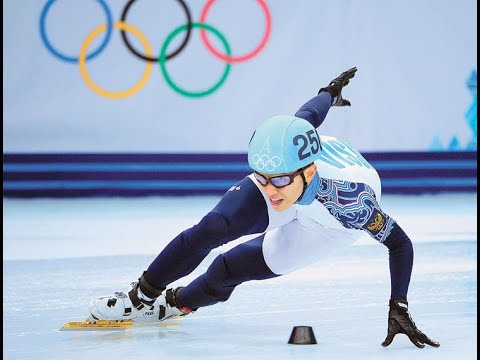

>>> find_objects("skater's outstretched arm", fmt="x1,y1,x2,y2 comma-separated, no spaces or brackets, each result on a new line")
295,67,357,128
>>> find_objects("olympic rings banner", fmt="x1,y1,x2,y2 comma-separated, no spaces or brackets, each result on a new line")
4,0,477,153
39,0,272,99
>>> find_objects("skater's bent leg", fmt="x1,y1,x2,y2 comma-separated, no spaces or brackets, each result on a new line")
146,212,230,289
146,177,269,290
179,234,278,309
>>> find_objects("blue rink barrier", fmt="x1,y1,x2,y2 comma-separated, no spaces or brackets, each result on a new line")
2,152,477,197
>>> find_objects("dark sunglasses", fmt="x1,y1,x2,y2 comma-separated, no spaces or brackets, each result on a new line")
254,166,308,189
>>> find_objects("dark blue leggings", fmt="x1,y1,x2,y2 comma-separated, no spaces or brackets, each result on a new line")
145,177,274,307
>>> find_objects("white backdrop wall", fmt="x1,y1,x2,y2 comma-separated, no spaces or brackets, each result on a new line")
3,0,477,153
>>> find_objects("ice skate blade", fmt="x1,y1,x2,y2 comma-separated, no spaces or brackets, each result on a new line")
60,319,133,331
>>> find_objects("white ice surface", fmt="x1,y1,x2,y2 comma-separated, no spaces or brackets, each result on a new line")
3,194,477,359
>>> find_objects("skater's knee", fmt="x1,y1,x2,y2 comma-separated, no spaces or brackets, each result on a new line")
197,212,230,238
202,254,236,301
182,212,231,250
207,253,230,283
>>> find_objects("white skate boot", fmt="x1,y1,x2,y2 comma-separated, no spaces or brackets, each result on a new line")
89,281,193,323
89,281,158,322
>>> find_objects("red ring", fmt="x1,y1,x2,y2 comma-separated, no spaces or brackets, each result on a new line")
199,0,272,63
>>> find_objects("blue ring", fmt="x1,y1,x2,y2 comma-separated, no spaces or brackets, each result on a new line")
39,0,113,63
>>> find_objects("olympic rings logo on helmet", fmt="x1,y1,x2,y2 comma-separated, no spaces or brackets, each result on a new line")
252,154,282,172
39,0,272,99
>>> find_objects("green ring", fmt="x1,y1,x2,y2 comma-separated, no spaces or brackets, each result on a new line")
159,23,231,98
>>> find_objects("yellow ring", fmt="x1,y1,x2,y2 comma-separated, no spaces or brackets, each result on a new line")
79,22,153,99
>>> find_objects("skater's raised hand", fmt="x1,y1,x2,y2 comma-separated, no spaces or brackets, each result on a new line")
318,67,357,106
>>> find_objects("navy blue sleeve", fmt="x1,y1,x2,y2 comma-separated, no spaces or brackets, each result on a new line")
314,179,413,301
382,222,414,301
294,91,333,128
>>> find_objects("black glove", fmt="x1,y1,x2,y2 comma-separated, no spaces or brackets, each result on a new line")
382,299,440,349
318,67,357,106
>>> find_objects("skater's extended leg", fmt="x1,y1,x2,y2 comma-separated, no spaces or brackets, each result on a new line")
90,177,269,321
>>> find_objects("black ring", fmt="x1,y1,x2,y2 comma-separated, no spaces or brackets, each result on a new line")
120,0,193,62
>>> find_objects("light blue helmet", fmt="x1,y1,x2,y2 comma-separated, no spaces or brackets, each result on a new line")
248,115,322,174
